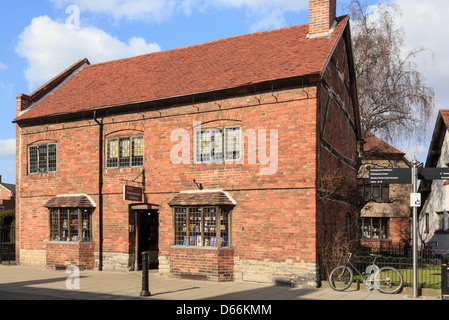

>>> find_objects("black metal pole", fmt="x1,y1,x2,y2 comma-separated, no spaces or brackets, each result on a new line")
94,111,104,271
140,251,151,296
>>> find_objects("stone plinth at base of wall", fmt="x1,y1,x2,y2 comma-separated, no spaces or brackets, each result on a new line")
18,249,47,266
234,257,319,288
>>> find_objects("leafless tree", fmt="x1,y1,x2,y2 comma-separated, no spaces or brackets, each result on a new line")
343,0,435,143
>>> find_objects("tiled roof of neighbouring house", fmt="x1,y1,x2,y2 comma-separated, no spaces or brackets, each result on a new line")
363,133,405,155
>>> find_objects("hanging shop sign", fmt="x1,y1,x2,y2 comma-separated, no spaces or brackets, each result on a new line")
123,185,143,202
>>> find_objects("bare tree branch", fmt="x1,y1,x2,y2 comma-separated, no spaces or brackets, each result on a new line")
344,0,435,144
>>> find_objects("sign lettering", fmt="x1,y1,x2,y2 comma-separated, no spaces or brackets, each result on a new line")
369,168,411,184
123,185,143,202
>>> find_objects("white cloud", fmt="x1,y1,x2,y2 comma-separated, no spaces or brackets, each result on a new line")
0,139,15,158
51,0,309,30
15,15,161,91
397,143,428,163
203,0,308,29
50,0,178,22
399,1,449,106
0,62,7,70
391,0,449,159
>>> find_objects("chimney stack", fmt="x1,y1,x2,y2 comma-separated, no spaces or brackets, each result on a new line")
16,93,32,116
309,0,337,37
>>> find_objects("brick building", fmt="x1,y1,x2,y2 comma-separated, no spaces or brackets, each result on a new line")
0,175,15,211
358,133,412,248
13,0,361,286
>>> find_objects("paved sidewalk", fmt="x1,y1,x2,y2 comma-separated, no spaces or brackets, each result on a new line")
0,265,440,301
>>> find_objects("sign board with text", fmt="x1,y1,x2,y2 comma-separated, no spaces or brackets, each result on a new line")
123,185,143,202
418,168,449,180
369,168,412,185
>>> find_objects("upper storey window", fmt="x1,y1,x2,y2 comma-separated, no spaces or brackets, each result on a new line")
194,127,241,164
106,136,144,169
29,143,57,174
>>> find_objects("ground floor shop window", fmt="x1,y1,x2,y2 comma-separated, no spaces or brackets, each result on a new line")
361,217,390,240
174,207,231,247
50,208,93,242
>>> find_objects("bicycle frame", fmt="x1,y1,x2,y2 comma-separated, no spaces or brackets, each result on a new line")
342,253,380,288
329,252,404,294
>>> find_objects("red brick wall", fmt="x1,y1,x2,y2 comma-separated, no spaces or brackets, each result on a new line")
170,247,234,281
316,33,359,252
46,242,95,270
15,85,321,274
390,217,411,244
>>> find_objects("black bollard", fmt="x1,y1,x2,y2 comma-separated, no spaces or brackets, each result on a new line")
140,251,151,296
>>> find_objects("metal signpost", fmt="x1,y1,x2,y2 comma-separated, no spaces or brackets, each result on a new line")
411,159,419,298
369,163,449,298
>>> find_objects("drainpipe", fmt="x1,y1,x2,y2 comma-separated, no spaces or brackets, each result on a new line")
94,111,104,271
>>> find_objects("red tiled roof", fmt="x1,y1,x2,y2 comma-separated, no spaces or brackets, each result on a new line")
440,109,449,127
363,133,404,155
44,195,96,208
15,15,349,122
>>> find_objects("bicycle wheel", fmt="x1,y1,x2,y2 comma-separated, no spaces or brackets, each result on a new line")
374,266,404,294
329,266,353,291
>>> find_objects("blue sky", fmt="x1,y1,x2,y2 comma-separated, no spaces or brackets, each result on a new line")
0,0,447,184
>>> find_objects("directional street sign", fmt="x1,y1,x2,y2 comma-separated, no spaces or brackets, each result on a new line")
369,168,412,184
418,168,449,180
369,167,449,184
368,163,448,298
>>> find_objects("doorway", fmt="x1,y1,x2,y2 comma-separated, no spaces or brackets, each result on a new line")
135,209,159,270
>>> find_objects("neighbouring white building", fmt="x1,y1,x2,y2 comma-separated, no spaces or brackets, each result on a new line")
418,110,449,255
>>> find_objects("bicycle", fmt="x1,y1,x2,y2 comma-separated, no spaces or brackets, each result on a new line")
328,253,404,294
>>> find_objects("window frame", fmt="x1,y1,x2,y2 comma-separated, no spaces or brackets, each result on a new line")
361,217,390,240
49,208,93,243
28,143,57,174
425,212,430,233
436,211,447,231
105,136,144,169
363,184,390,202
194,126,241,164
173,206,232,248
